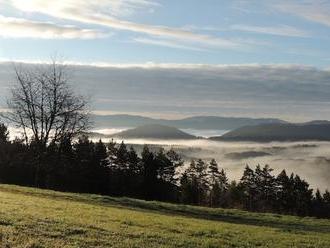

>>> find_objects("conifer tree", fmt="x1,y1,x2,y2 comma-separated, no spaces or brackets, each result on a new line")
276,169,291,213
127,146,140,174
141,145,157,199
115,142,129,169
240,165,256,210
208,159,228,207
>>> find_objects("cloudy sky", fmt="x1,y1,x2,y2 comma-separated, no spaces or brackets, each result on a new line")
0,0,330,65
0,0,330,121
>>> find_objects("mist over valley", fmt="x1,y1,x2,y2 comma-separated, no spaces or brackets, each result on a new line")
86,120,330,192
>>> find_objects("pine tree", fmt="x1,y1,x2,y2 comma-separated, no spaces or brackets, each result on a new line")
0,124,9,144
323,190,330,218
0,124,10,182
165,149,184,184
195,159,209,205
255,164,276,211
208,159,220,185
94,140,108,168
124,146,142,197
324,190,330,203
74,135,94,163
180,160,208,205
141,145,157,199
127,146,140,174
293,175,313,216
115,142,129,169
219,169,229,192
73,135,97,192
155,148,171,182
313,189,324,217
275,169,291,213
227,180,245,208
107,139,117,164
180,172,197,204
208,159,228,207
240,165,256,210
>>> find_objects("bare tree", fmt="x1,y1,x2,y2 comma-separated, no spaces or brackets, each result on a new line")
4,59,89,149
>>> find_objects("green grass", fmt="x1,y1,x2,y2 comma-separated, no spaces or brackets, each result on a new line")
1,184,330,247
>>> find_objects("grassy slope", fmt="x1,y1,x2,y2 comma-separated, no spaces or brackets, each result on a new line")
0,185,330,248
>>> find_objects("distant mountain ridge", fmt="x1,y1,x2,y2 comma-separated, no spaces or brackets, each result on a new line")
92,114,286,130
87,120,330,142
110,124,197,140
210,122,330,142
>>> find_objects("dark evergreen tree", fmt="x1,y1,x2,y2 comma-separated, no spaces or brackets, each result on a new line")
0,124,9,143
181,159,208,205
275,170,292,213
115,142,129,170
180,161,200,205
127,146,141,174
107,139,117,164
208,159,228,207
73,135,97,192
255,164,276,211
293,175,313,216
240,165,256,210
141,145,158,199
323,190,330,218
313,189,324,218
165,149,183,184
227,180,244,208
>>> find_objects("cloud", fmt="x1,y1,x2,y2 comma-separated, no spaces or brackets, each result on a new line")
182,25,225,32
0,15,108,39
8,0,240,48
231,24,310,37
10,0,160,18
133,37,208,51
0,61,329,121
275,1,330,27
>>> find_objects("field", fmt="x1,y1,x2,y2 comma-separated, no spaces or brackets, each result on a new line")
0,185,330,247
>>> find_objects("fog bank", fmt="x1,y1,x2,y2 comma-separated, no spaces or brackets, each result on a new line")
97,137,330,192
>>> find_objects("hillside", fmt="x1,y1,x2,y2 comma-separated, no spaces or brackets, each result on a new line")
92,114,286,130
111,124,197,139
0,184,330,247
210,122,330,142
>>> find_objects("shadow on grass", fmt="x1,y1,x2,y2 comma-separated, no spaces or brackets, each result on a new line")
1,184,330,234
105,197,330,234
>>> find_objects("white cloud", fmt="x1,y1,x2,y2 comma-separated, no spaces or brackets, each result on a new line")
0,61,329,121
182,25,225,32
10,0,160,18
231,24,309,37
133,37,208,51
0,59,321,71
0,15,108,39
275,1,330,27
8,0,240,48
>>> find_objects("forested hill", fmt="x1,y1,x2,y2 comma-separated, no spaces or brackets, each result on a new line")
210,122,330,142
92,114,286,130
110,124,197,139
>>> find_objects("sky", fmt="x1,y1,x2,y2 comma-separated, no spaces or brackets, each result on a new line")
0,0,330,66
0,0,330,121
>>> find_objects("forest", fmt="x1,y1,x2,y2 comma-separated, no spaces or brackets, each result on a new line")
0,123,329,219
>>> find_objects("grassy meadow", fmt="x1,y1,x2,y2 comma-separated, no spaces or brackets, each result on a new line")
0,184,330,248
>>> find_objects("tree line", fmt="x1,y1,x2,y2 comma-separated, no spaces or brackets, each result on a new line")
0,126,329,219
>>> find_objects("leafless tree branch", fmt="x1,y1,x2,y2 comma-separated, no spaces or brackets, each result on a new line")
2,58,90,148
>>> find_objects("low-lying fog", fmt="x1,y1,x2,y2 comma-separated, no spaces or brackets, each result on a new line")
92,130,330,192
9,127,330,191
91,128,229,138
